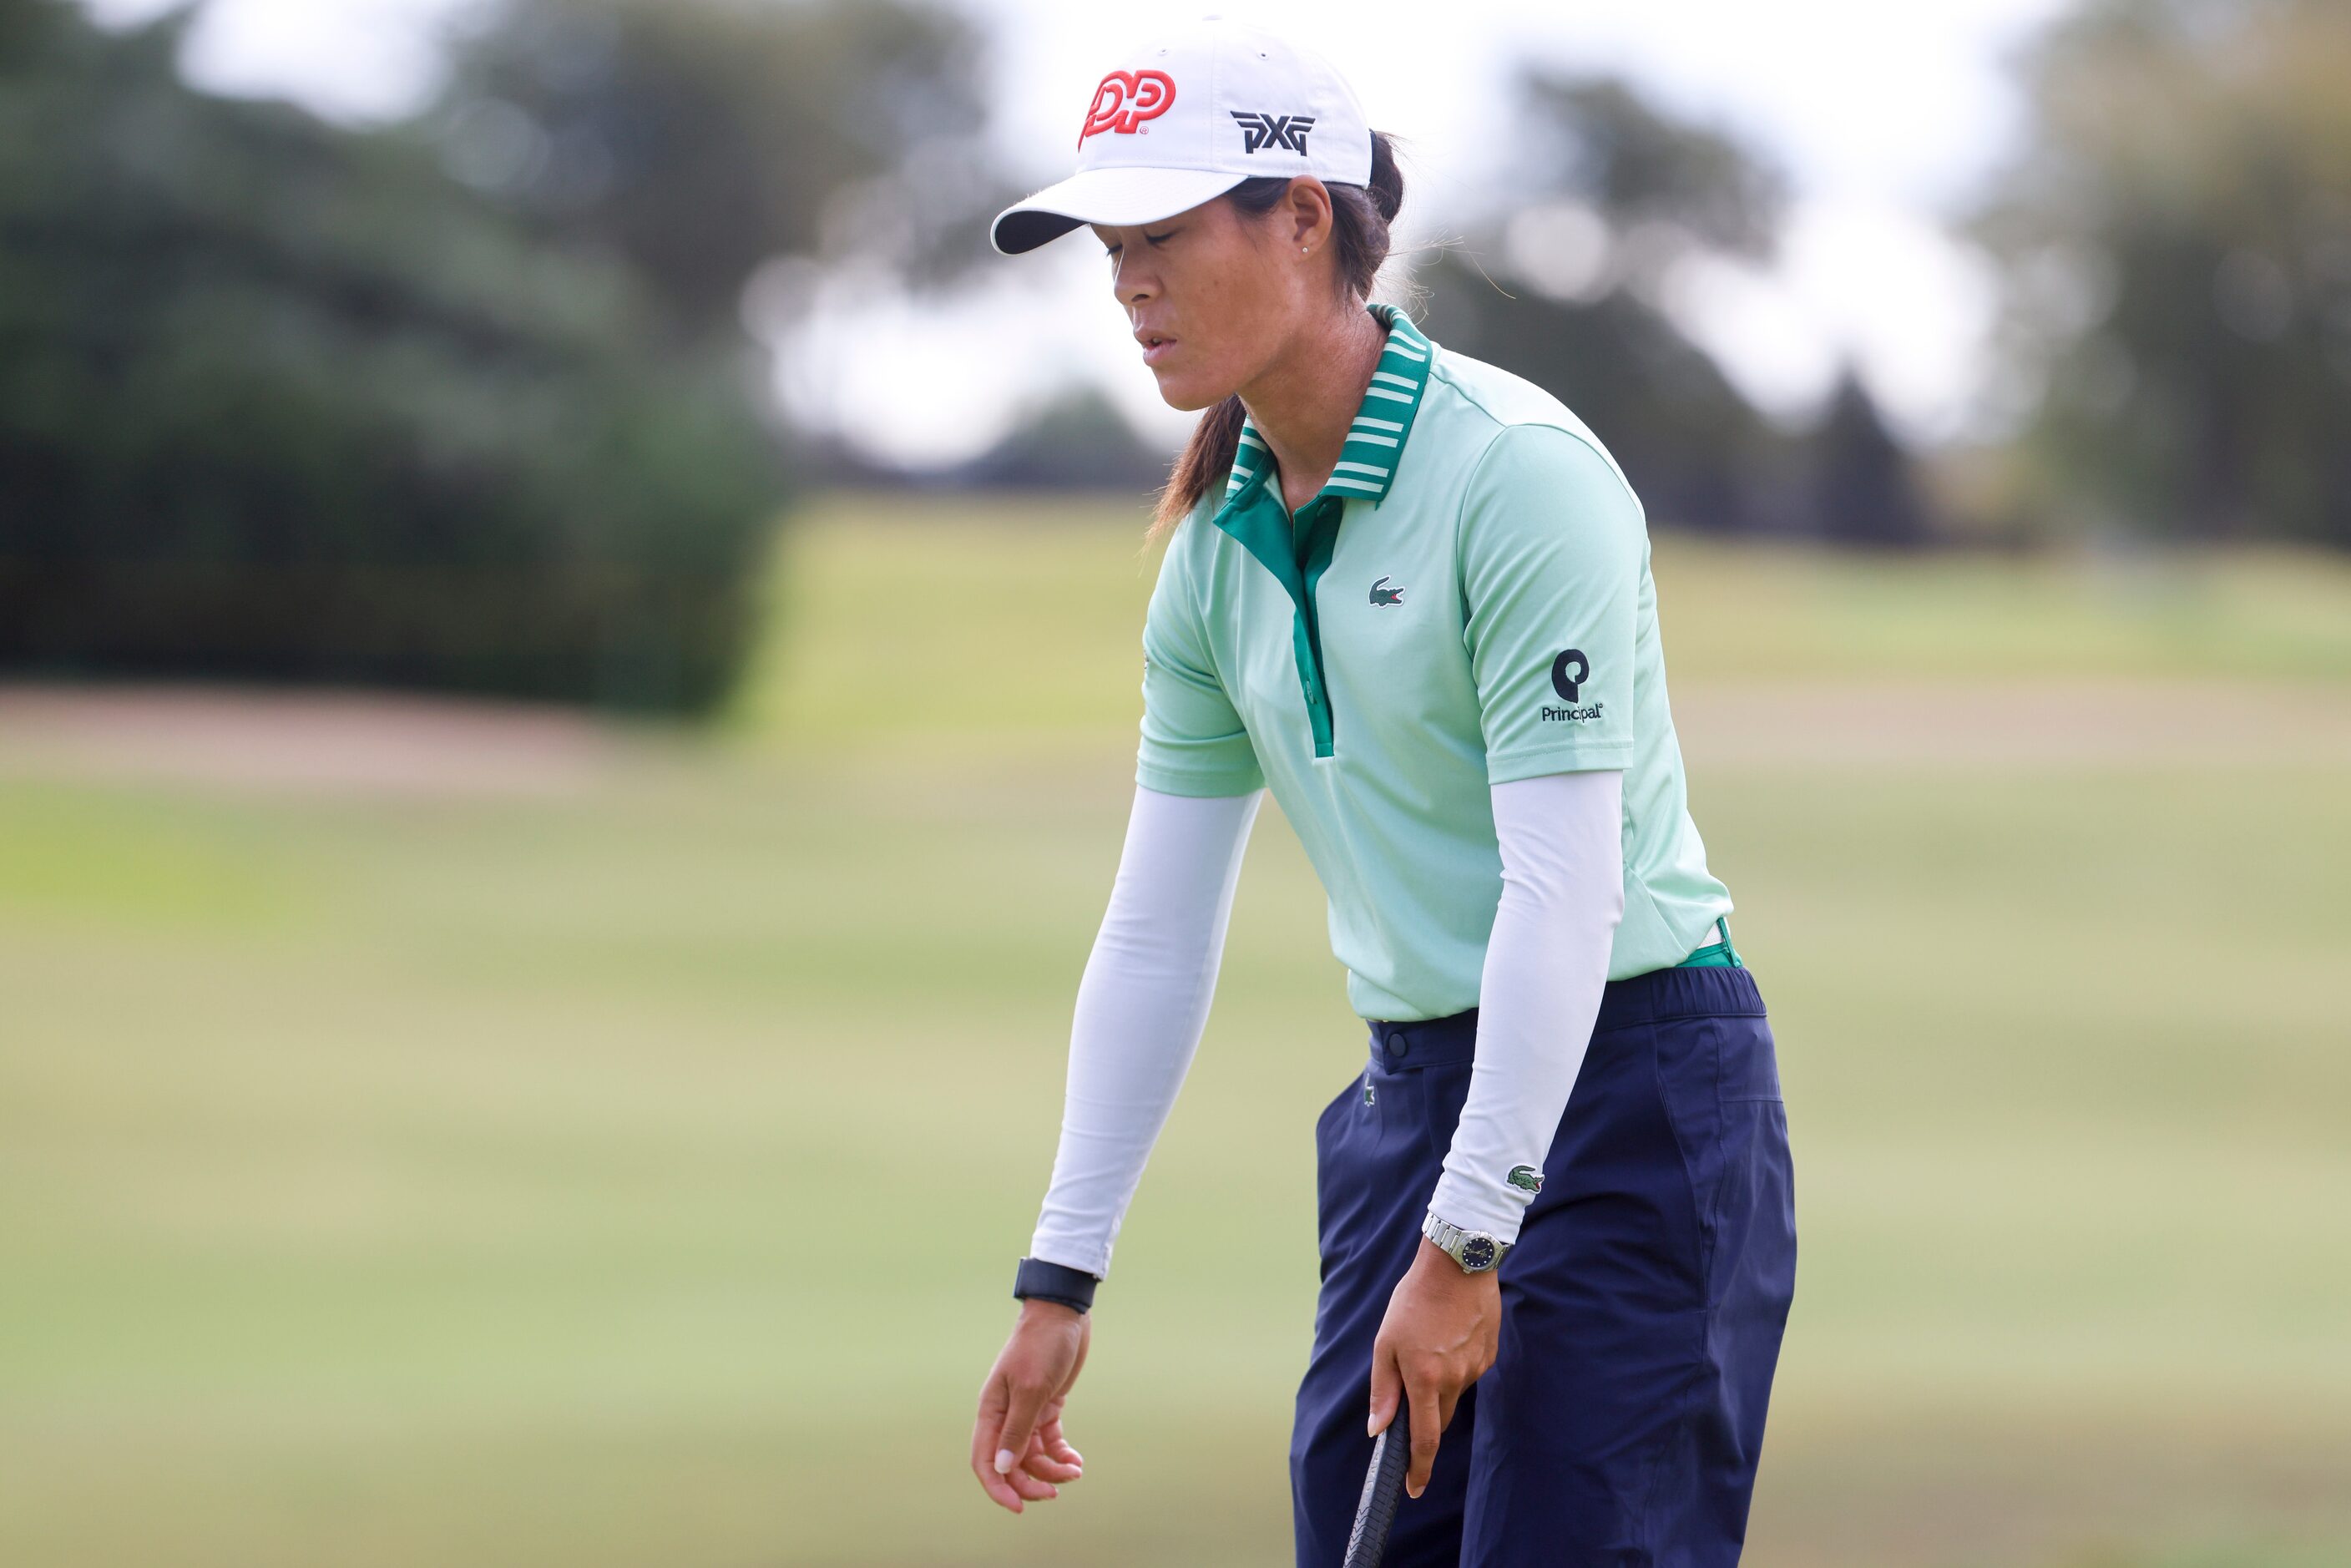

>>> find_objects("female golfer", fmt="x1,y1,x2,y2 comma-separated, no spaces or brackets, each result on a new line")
969,19,1795,1565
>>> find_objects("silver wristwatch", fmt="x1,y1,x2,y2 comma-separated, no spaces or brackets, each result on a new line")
1422,1212,1510,1274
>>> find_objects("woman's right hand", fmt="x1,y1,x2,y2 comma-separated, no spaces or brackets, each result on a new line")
969,1300,1091,1512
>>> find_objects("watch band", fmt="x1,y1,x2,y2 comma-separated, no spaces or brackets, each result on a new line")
1013,1255,1100,1313
1421,1212,1510,1273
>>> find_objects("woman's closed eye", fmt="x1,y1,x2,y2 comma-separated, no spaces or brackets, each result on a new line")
1103,230,1176,259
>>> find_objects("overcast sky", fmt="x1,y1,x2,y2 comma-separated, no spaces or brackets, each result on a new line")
84,0,2070,463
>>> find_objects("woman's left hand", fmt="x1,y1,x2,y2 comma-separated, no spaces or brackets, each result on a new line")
1367,1236,1502,1499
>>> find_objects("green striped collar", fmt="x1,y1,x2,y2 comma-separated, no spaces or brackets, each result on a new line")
1221,301,1434,513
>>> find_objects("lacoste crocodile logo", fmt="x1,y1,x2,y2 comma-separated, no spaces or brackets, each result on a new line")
1368,576,1404,606
1506,1164,1544,1195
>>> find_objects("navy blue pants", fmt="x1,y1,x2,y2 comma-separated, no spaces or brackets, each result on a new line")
1289,965,1797,1567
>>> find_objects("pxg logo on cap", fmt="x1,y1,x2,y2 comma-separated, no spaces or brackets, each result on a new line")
1230,110,1315,155
991,17,1374,256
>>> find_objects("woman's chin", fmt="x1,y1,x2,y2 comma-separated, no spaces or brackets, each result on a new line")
1150,369,1227,412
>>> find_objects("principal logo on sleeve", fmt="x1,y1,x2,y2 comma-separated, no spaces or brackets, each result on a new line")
1543,648,1603,723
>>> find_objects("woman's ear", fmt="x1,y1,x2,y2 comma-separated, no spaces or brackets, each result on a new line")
1284,177,1335,254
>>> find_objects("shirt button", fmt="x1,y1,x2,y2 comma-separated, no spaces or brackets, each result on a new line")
1384,1030,1408,1060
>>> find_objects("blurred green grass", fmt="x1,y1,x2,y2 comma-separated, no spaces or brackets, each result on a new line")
2,493,2348,1567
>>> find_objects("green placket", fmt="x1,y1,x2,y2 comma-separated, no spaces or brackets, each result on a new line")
1208,303,1433,761
1205,473,1342,754
1293,494,1345,753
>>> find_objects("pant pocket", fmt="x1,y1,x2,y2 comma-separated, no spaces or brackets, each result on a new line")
1316,1065,1362,1150
1671,1014,1796,1315
1414,1058,1473,1172
1718,1011,1784,1104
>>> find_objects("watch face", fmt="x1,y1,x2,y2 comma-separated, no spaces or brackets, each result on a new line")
1459,1235,1499,1272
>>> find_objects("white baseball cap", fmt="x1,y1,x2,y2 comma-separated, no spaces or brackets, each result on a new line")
991,16,1373,255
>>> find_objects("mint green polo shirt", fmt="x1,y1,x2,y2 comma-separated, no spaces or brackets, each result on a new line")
1135,301,1734,1021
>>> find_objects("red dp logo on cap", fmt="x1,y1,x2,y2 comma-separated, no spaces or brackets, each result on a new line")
1079,69,1176,144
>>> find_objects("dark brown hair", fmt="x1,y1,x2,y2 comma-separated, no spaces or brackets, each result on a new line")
1148,130,1407,539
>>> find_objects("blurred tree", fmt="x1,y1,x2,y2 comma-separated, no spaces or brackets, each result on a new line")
1807,366,1935,548
1507,73,1787,260
437,0,1015,346
1967,0,2351,547
0,1,784,712
1414,68,1807,534
955,387,1169,492
0,0,58,62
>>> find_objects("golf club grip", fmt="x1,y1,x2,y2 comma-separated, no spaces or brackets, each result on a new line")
1341,1398,1411,1568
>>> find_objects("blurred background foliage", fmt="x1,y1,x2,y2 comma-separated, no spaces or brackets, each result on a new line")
432,0,1010,342
0,0,1005,713
1964,0,2351,549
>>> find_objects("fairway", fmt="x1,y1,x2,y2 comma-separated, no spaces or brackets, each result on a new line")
3,497,2349,1567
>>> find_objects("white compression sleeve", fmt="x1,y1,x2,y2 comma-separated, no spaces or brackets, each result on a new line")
1027,783,1263,1278
1426,768,1627,1244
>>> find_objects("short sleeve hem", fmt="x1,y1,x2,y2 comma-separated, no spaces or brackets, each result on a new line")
1136,757,1266,797
1484,739,1635,785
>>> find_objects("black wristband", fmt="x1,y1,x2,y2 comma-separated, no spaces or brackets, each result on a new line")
1013,1256,1100,1313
